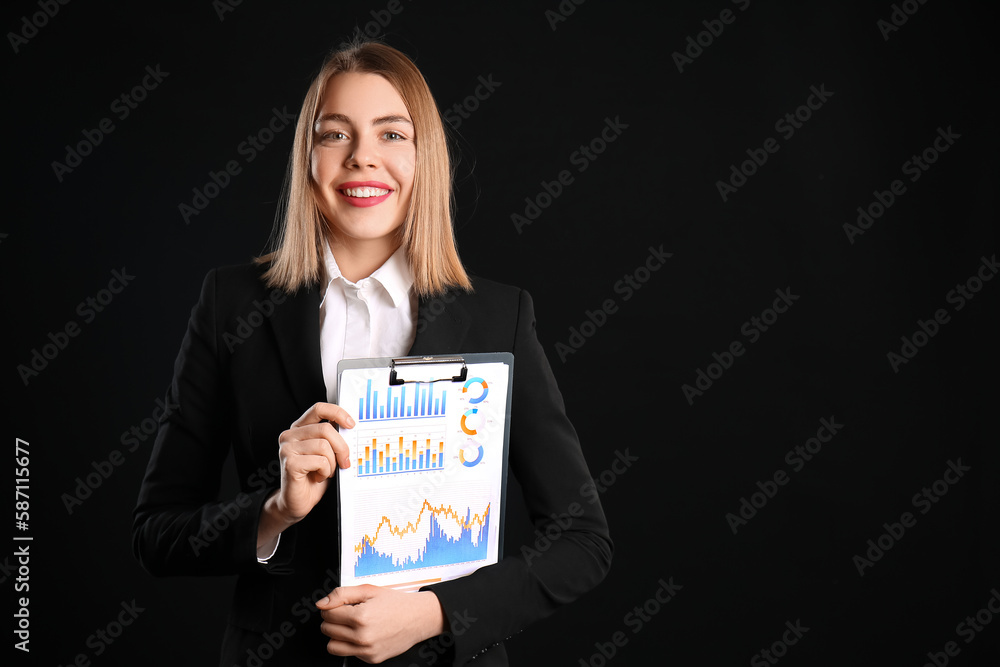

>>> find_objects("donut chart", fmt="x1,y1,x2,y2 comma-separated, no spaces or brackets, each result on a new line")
459,441,484,467
462,377,489,404
460,408,479,435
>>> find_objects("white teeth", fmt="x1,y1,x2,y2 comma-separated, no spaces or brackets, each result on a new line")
342,187,390,198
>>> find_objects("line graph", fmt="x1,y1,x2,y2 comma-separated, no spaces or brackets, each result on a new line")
354,500,491,577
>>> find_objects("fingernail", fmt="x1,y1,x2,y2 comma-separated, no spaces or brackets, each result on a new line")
317,596,329,606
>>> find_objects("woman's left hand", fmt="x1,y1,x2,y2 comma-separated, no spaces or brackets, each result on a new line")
317,585,447,663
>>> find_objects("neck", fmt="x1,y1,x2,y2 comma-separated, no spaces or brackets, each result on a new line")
328,234,400,283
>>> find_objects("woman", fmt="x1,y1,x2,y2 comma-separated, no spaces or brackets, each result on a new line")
133,40,612,666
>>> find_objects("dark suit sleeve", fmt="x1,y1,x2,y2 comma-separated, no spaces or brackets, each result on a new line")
131,269,280,576
424,289,613,664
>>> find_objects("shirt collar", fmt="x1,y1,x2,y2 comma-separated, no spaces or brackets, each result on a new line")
322,241,414,308
322,239,343,283
370,245,414,307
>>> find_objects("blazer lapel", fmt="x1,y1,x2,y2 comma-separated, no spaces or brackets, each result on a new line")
267,285,470,407
408,289,471,356
269,284,328,407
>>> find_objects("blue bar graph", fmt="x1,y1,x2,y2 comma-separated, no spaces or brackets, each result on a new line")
358,380,448,422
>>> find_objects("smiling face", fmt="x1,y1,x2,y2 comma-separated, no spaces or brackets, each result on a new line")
310,72,416,254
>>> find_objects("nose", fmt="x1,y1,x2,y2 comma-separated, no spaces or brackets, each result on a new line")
346,134,379,169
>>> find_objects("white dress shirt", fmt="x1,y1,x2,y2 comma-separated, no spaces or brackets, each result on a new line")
258,242,417,565
319,241,418,404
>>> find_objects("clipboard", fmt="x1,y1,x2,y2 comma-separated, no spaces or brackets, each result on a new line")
336,353,514,591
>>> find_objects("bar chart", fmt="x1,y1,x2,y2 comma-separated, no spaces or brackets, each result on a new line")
357,379,448,422
356,429,448,477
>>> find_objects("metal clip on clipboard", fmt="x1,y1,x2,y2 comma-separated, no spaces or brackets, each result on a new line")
388,355,468,385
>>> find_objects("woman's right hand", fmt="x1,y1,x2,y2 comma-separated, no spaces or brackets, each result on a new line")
257,403,354,554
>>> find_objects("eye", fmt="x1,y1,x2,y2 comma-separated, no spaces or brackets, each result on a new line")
383,131,405,141
320,130,347,141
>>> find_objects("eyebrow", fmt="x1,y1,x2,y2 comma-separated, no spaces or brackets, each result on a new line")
315,113,413,126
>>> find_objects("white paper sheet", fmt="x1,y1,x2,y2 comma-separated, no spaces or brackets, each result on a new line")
337,362,509,591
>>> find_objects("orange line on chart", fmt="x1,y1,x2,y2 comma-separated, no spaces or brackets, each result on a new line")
355,500,491,554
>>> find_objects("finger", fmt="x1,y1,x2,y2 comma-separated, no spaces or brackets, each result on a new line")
292,402,357,429
319,422,352,470
319,603,368,627
324,638,360,657
282,431,338,461
320,619,361,642
283,453,334,481
284,428,349,470
315,585,374,609
282,437,339,475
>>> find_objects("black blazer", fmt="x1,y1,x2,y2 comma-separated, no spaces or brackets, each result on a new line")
132,263,612,666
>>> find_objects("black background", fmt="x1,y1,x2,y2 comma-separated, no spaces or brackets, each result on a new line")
5,0,998,665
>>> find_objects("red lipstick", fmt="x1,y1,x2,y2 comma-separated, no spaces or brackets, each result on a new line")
337,181,394,208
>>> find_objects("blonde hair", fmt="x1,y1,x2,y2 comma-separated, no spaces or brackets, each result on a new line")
257,40,472,297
